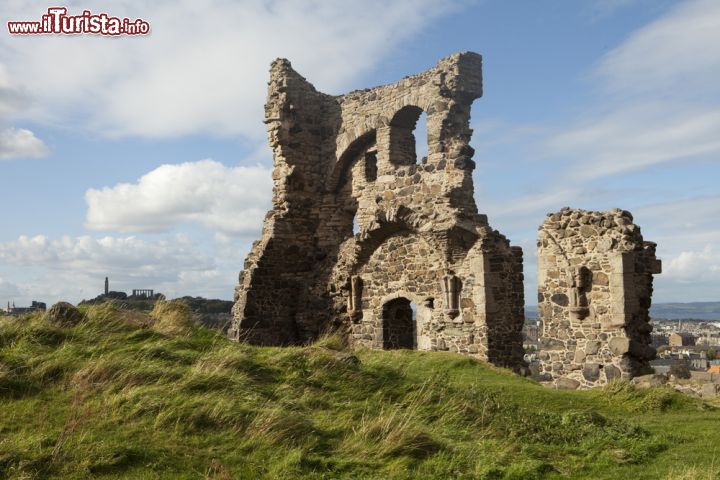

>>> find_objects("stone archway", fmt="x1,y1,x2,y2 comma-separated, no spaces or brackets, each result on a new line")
382,297,416,349
388,105,425,167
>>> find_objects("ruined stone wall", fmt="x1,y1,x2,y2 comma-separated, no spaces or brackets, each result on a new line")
229,59,341,345
536,208,661,389
230,52,527,371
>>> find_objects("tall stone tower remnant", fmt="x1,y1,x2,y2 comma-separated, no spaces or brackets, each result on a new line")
229,52,527,371
536,208,662,389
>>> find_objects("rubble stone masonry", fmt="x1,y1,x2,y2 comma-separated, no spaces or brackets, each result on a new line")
228,52,527,371
536,208,662,389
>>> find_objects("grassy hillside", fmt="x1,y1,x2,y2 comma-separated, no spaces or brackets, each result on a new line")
1,301,719,479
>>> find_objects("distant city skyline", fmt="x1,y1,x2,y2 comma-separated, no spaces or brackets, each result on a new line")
1,0,718,305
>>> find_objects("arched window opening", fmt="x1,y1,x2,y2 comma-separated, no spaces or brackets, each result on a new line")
415,112,428,163
388,106,427,167
331,130,376,193
340,200,358,240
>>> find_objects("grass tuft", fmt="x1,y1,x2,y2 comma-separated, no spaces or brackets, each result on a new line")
599,380,692,412
149,299,193,336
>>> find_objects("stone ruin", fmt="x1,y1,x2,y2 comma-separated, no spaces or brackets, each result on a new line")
228,52,526,371
228,52,662,386
536,208,661,388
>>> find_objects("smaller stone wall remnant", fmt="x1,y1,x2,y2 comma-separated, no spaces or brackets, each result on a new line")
537,207,661,389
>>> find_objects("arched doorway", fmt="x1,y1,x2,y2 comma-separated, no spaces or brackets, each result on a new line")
382,297,416,349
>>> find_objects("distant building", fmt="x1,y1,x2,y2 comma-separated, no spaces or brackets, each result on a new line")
80,277,165,307
696,333,720,347
669,332,696,347
650,358,673,375
2,301,47,316
100,277,127,299
651,333,669,347
691,358,709,371
79,277,162,306
100,278,157,300
104,291,128,300
131,289,155,299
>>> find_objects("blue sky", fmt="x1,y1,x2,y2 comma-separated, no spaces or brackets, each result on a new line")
0,0,718,306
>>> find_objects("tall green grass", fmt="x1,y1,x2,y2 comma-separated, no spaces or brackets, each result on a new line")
0,304,718,479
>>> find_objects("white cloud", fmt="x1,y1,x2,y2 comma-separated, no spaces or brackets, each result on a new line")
0,234,212,273
548,0,720,181
633,195,720,233
626,195,720,301
485,187,582,220
486,1,720,301
471,119,549,151
0,127,49,159
0,233,237,304
653,243,720,302
480,187,584,235
0,277,21,299
595,0,720,97
84,159,272,235
664,245,720,283
0,0,462,138
0,63,26,117
549,104,720,179
0,0,465,304
0,64,48,160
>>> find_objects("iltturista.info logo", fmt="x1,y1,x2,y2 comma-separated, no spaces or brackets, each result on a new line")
7,7,150,35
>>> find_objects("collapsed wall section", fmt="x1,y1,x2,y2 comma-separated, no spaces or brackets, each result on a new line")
228,59,341,345
536,208,661,389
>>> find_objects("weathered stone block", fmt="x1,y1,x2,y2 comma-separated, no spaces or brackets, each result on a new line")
582,363,600,381
556,377,580,390
574,349,586,363
604,364,621,381
609,337,630,356
584,341,601,355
